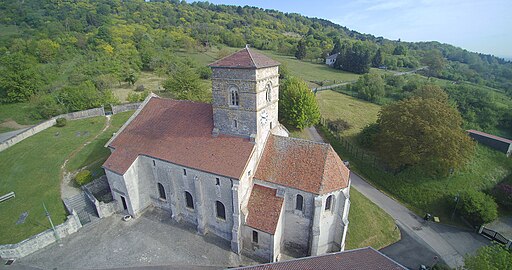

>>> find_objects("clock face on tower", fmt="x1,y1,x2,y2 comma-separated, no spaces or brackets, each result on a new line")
260,110,268,125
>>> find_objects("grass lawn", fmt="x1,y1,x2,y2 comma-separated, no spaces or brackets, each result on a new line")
66,111,135,177
346,188,400,250
316,90,380,143
0,116,107,244
316,90,512,225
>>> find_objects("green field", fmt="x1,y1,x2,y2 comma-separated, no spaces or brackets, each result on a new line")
257,50,361,85
316,90,381,142
346,188,400,250
316,90,512,224
0,116,107,244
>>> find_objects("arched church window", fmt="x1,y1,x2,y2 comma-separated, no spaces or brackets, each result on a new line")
265,83,272,102
158,183,166,200
295,194,304,211
185,191,194,209
325,195,334,211
216,201,226,220
229,86,239,106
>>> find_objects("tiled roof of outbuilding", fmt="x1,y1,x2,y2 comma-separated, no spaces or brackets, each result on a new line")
246,184,284,234
255,135,350,195
234,247,407,270
467,129,512,144
208,47,280,69
103,97,255,179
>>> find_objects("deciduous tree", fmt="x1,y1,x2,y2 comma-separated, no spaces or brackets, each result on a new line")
163,65,208,102
376,86,475,175
279,76,320,129
464,244,512,270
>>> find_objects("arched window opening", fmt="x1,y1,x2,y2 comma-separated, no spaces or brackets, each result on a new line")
265,83,272,102
158,183,166,200
230,86,239,106
185,191,194,209
295,194,304,211
252,230,259,243
325,195,334,211
216,201,226,220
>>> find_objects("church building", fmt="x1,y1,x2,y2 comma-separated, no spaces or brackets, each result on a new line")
102,47,351,262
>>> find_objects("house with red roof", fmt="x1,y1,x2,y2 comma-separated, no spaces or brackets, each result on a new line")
102,47,351,262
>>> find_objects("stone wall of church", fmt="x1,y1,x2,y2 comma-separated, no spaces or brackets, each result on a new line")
253,179,314,256
241,226,274,262
142,156,237,242
313,187,350,254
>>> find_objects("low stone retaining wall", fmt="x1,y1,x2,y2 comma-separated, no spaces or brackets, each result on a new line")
0,107,105,152
83,177,118,218
0,119,56,152
60,107,105,120
112,102,142,115
0,211,82,259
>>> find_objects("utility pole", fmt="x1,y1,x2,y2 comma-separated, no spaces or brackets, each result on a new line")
43,202,60,242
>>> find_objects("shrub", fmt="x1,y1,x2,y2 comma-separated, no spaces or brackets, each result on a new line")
135,84,145,92
75,170,93,186
197,66,212,79
327,119,351,133
55,117,67,127
492,183,512,209
459,190,498,225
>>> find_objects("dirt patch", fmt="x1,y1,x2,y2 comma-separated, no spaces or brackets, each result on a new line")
0,119,31,129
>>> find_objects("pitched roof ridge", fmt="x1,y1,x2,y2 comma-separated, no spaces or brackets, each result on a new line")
319,144,332,193
245,46,257,68
208,47,244,67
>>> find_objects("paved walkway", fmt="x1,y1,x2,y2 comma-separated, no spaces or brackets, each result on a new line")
305,126,488,268
13,208,257,269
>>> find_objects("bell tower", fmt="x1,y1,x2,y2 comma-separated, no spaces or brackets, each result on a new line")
209,47,280,145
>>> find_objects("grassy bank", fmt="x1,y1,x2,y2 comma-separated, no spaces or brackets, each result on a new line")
66,111,134,177
346,188,400,250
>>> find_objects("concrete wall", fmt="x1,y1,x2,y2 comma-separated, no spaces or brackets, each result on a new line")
0,107,105,152
112,103,142,115
0,211,82,259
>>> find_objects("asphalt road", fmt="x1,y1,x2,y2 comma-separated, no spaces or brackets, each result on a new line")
350,172,488,269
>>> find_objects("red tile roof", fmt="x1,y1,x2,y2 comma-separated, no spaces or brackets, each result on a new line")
246,184,284,234
103,97,255,179
209,47,280,69
255,135,350,195
235,247,407,270
467,129,512,144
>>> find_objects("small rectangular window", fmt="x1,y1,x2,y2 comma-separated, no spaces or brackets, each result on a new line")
183,169,187,176
252,231,258,243
216,178,220,185
153,160,156,166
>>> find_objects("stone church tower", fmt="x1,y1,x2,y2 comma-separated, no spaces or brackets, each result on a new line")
209,46,281,145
